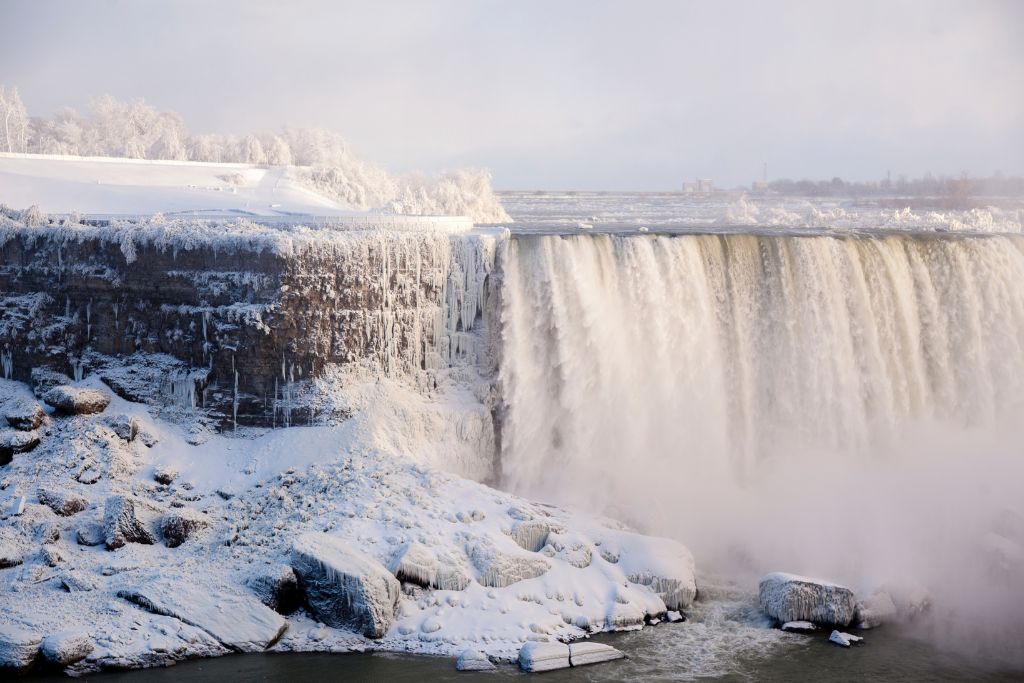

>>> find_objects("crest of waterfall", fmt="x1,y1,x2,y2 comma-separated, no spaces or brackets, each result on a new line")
498,233,1024,522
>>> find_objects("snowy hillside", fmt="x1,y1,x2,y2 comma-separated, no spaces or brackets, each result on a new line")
0,153,358,218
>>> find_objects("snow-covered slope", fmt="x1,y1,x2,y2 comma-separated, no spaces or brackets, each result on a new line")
0,153,357,217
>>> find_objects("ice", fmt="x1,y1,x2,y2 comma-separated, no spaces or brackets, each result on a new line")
828,630,864,647
518,641,571,672
569,641,626,666
455,648,496,671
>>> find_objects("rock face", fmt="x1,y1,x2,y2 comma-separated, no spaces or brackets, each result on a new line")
44,386,111,416
103,495,163,549
40,631,94,666
0,624,41,671
455,649,496,671
569,642,626,667
117,575,287,652
518,642,571,672
291,533,401,638
759,572,857,627
37,488,88,517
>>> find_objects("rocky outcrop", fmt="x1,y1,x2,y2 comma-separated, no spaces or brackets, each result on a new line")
759,572,857,627
40,631,94,666
518,642,571,672
103,495,164,549
44,386,111,416
37,488,88,517
290,533,400,638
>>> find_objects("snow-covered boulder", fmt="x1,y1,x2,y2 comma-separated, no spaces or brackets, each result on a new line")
510,519,564,552
43,385,110,416
60,570,98,592
102,414,140,441
246,565,301,614
455,649,496,671
0,528,28,568
0,428,40,459
159,508,211,548
30,368,72,399
75,523,105,546
103,495,164,549
4,396,44,431
569,641,625,666
37,488,88,517
855,590,898,629
781,620,817,633
153,465,178,485
518,642,571,672
40,630,94,666
290,533,400,638
117,575,287,652
759,572,857,627
468,537,550,588
0,624,41,671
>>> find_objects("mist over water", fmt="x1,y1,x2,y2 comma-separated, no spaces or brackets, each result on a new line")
497,232,1024,666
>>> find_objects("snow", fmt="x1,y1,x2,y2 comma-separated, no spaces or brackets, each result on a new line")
828,630,864,647
518,641,570,672
456,648,496,671
781,620,817,633
0,153,357,218
568,641,626,666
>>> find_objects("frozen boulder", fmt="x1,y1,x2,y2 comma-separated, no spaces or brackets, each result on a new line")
75,523,105,547
759,572,857,627
829,630,863,647
0,429,40,459
40,630,94,666
290,533,400,638
4,397,44,431
569,641,625,666
0,625,41,671
781,620,818,633
103,495,164,549
246,565,302,614
37,488,88,517
666,610,685,623
160,508,211,548
468,537,550,588
389,542,472,591
603,531,696,610
102,414,140,441
518,641,571,672
855,590,898,629
511,519,564,552
117,575,287,652
456,649,496,671
43,385,110,416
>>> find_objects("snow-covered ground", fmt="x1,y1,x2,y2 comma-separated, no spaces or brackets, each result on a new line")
0,153,358,218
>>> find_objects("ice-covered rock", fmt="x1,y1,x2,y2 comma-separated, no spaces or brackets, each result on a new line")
518,641,571,672
160,508,211,548
569,641,625,666
759,572,857,626
468,536,550,588
828,630,863,647
455,648,496,671
43,385,111,416
666,610,685,623
781,620,817,633
388,542,471,591
510,519,563,552
117,575,288,652
290,533,400,638
75,523,105,546
246,565,301,614
103,495,164,549
602,531,696,611
855,590,898,629
102,413,140,441
37,488,88,516
4,396,44,431
0,625,41,671
40,630,94,666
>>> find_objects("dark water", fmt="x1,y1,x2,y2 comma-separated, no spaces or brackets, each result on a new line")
36,622,1021,683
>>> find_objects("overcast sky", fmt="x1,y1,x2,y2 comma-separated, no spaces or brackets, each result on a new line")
1,0,1021,189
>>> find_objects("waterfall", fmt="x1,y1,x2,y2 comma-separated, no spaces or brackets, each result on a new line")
497,232,1024,601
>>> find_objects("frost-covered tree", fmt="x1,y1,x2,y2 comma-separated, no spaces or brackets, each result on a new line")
0,86,30,153
241,134,266,165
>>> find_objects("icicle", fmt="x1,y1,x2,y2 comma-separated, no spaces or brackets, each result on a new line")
1,348,12,380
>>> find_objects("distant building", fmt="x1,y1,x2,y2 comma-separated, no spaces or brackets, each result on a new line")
682,178,714,195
